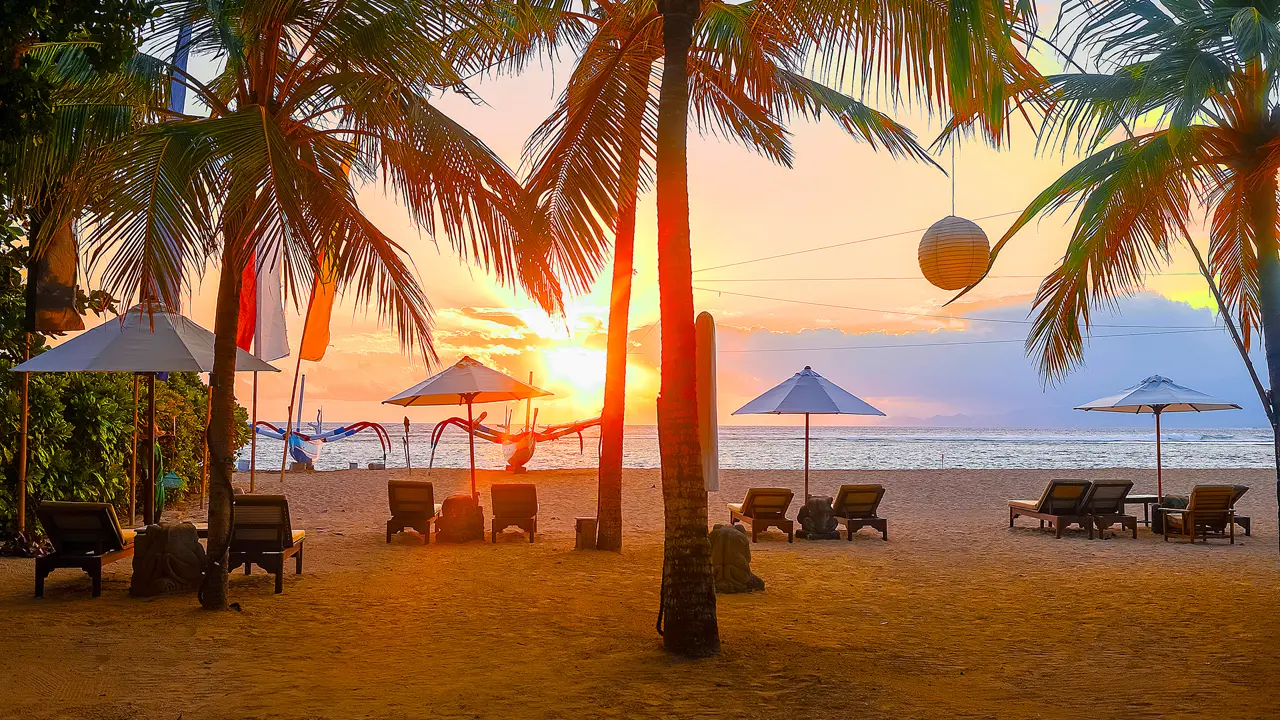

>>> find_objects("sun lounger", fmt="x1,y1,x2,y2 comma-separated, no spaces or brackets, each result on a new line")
34,501,136,597
491,483,537,543
229,494,304,593
386,480,442,543
1079,480,1136,539
831,484,887,541
1163,485,1238,544
729,488,795,543
1008,480,1092,538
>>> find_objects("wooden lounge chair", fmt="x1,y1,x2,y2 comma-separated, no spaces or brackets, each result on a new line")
491,483,537,543
229,494,304,593
832,484,887,541
729,488,795,543
1079,480,1136,539
1008,480,1092,538
34,501,136,597
1163,485,1238,544
386,480,442,543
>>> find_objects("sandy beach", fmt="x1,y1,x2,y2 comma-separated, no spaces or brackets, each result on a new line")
2,466,1278,719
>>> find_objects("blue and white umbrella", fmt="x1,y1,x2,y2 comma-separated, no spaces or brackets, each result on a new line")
733,366,884,499
1076,375,1239,498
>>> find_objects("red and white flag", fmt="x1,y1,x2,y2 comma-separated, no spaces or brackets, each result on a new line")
236,247,289,361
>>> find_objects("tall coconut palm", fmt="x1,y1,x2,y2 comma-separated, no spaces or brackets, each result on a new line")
645,0,1039,655
968,0,1280,551
29,0,604,608
495,0,937,555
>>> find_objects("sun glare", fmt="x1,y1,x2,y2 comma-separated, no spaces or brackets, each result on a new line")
543,346,607,400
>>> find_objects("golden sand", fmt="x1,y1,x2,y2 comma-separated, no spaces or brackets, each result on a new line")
2,466,1278,719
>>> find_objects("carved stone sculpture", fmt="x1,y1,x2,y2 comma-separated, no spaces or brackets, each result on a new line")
130,522,206,596
797,496,841,540
435,495,485,543
709,523,764,594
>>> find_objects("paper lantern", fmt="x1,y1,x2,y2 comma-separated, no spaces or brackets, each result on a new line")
918,215,990,291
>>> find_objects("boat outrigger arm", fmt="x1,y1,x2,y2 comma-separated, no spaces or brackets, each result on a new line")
254,420,391,467
428,411,601,473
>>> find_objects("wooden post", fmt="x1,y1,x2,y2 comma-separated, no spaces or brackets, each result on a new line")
249,371,258,493
16,337,29,534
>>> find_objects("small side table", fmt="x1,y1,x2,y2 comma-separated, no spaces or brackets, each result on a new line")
1124,494,1161,526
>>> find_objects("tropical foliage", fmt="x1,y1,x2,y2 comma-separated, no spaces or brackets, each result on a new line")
10,0,608,608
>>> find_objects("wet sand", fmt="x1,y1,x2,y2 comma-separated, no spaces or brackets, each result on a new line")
1,466,1277,719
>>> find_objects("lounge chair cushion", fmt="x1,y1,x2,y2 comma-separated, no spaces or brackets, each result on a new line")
1008,500,1039,510
727,503,744,513
120,528,137,545
291,530,305,544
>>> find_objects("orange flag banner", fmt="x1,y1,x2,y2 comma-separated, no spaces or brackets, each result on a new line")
299,255,336,362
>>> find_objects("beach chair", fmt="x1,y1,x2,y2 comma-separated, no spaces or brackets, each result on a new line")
729,488,795,543
491,484,538,543
1008,480,1092,538
34,501,136,597
831,484,888,541
1079,480,1136,539
1163,485,1238,544
386,480,442,543
229,495,304,593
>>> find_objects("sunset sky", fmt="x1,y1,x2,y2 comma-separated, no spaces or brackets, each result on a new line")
98,45,1269,430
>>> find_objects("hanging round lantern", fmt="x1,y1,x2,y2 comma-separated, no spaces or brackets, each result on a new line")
918,215,990,291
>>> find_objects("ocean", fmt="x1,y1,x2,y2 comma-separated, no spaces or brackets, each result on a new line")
237,424,1275,472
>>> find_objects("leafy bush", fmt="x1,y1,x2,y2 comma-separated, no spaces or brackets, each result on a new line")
0,232,250,537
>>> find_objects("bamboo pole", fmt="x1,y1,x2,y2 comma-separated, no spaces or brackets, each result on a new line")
145,372,157,525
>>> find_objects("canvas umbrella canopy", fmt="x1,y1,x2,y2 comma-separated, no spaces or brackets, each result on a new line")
1075,375,1240,500
733,366,885,500
383,356,551,497
13,302,279,524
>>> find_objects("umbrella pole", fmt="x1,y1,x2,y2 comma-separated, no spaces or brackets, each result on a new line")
1155,408,1163,501
16,338,29,535
130,375,138,525
804,413,810,502
146,372,157,525
249,371,258,493
467,398,478,499
201,378,212,507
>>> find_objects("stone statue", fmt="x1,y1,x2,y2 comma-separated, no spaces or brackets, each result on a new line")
130,522,206,596
797,496,841,540
435,495,485,543
709,524,764,594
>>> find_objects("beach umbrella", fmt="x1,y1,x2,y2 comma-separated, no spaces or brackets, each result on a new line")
13,302,279,524
383,356,551,498
1075,375,1240,499
732,366,885,500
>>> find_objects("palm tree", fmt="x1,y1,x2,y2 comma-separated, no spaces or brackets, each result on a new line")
30,0,604,609
505,0,937,556
972,0,1280,551
647,0,1038,655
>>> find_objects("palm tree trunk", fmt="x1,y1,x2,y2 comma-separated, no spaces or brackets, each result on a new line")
1250,172,1280,556
653,0,719,658
596,95,648,553
199,231,245,609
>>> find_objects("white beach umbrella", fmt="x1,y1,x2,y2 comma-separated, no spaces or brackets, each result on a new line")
1075,375,1240,499
12,303,279,524
733,366,885,500
384,356,551,497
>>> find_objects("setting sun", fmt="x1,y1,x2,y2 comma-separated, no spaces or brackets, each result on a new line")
542,346,607,401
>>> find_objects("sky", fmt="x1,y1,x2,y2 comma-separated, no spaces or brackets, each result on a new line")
78,36,1272,430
